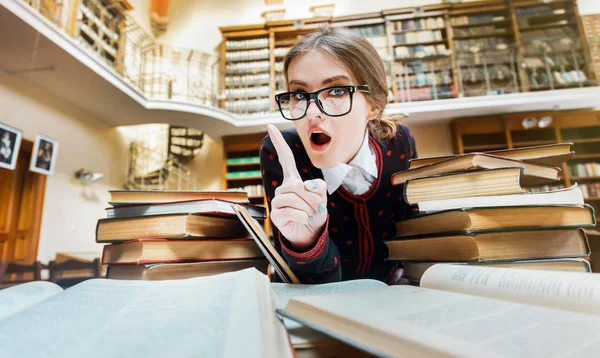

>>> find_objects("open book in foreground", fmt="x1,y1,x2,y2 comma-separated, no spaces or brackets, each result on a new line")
0,267,380,358
279,264,600,358
0,269,293,358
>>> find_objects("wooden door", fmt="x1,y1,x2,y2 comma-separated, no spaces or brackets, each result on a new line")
0,140,46,263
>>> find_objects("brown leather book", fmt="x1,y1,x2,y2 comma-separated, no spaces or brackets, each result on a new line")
386,228,590,262
96,214,253,243
101,239,264,264
395,205,595,238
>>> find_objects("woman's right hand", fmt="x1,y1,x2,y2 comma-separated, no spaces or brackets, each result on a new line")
267,125,328,251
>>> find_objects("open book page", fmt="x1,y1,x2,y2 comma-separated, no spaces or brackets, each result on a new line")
0,268,292,358
0,281,63,320
283,285,600,358
420,264,600,315
272,279,386,346
251,272,294,358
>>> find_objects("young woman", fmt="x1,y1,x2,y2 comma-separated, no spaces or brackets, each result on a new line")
260,26,417,284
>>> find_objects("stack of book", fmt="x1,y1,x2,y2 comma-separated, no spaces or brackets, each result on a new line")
97,190,269,280
386,143,596,283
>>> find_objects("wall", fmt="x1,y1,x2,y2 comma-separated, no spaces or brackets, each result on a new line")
0,74,128,263
579,0,600,15
186,135,225,191
410,125,454,158
127,0,154,37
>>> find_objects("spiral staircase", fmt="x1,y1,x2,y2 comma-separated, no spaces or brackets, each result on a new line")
126,126,204,190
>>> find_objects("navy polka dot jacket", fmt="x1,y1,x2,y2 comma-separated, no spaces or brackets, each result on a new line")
260,124,418,284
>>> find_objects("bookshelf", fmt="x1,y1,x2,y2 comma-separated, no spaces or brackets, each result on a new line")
222,132,272,235
219,0,593,112
450,2,518,97
511,0,595,91
387,9,455,101
451,109,600,219
222,35,272,114
582,14,600,83
222,132,266,202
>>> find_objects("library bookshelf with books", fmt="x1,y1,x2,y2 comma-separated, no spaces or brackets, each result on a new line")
451,109,600,223
222,132,272,235
449,2,517,97
222,132,266,203
512,0,593,91
219,0,595,114
221,33,271,114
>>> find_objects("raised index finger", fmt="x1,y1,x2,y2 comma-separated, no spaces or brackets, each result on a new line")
267,124,301,180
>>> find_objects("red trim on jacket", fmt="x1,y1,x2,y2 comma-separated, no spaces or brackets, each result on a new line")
279,216,330,260
335,136,383,277
354,204,363,277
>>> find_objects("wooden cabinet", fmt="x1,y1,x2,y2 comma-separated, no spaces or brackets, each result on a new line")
451,117,508,153
0,141,46,264
451,109,600,219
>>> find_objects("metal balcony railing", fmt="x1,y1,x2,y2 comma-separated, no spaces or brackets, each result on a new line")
21,0,218,107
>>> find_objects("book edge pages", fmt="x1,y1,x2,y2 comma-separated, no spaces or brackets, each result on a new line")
394,152,560,185
233,204,300,284
257,271,295,358
404,167,525,205
417,185,583,214
407,143,574,168
276,309,394,358
105,200,266,219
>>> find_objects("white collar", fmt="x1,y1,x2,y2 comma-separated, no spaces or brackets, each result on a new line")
321,131,378,195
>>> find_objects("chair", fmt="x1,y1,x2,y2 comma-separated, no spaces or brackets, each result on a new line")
0,261,44,289
48,258,102,288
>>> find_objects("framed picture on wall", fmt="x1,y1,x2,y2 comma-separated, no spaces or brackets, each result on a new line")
30,135,58,175
0,123,22,170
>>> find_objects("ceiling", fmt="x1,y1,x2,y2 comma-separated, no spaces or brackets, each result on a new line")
1,0,600,139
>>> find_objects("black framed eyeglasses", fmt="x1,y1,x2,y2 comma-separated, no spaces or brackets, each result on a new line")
274,85,369,121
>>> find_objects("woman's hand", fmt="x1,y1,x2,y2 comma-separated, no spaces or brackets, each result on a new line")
267,125,328,251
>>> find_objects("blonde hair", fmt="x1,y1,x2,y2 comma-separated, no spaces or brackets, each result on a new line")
283,25,397,141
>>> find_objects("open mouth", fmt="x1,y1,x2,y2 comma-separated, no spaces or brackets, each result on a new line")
310,132,332,146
